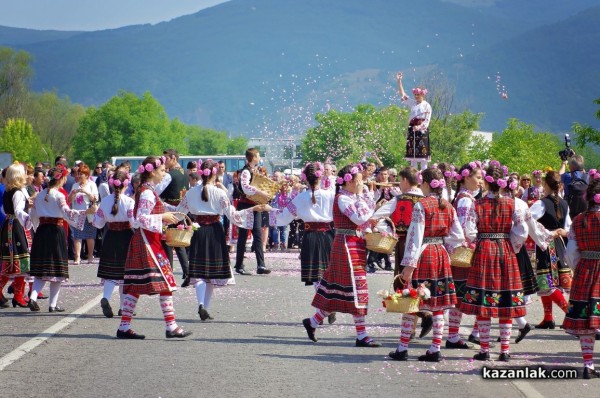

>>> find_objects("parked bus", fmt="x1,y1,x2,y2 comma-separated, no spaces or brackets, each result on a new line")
110,155,248,173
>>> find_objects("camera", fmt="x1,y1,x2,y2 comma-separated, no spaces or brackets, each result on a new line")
558,133,575,161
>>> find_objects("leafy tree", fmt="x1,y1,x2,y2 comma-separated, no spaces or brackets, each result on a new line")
429,110,484,166
0,118,48,164
0,47,33,123
23,91,85,159
488,118,562,174
226,136,248,155
72,91,188,164
302,105,407,167
572,98,600,147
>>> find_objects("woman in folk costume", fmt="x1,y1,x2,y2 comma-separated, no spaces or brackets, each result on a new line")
396,72,432,170
91,170,135,318
460,162,529,362
563,171,600,379
500,174,559,343
529,171,571,329
117,156,191,340
373,166,433,338
445,161,484,349
523,170,544,206
28,165,95,312
269,162,337,324
302,164,379,347
177,159,259,321
388,168,464,362
0,164,33,308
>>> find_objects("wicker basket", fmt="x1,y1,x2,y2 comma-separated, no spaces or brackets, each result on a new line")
247,172,282,205
450,246,474,268
384,295,420,313
365,218,398,254
165,213,194,248
382,275,421,313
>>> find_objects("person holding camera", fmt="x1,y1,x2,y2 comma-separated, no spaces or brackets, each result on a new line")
559,153,588,219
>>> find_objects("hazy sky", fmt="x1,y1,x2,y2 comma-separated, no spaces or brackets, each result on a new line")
0,0,230,31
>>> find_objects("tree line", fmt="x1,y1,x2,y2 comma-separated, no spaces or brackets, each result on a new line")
1,46,598,172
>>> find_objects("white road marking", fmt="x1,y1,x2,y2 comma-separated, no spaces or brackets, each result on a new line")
0,293,103,372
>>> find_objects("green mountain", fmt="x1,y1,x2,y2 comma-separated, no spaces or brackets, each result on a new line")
0,0,598,136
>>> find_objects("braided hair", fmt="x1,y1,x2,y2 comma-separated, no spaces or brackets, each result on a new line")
303,162,320,204
544,170,563,220
484,164,504,217
110,170,129,216
199,159,219,202
421,168,446,210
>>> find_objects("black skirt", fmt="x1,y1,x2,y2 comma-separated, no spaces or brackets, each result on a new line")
97,228,134,280
517,246,539,296
300,229,334,284
30,224,69,279
405,126,431,159
188,222,232,280
0,216,30,275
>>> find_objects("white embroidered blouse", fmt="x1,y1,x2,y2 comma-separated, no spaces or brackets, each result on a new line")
177,184,254,229
269,188,335,226
92,194,135,228
31,188,87,231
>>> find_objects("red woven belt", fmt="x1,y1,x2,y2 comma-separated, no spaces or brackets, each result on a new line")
39,217,63,226
304,222,332,232
108,221,132,231
195,215,221,225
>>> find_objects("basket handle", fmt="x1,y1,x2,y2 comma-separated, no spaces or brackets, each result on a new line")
391,273,408,291
173,212,192,226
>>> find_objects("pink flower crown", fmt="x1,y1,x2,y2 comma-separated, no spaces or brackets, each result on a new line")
589,169,600,180
336,166,360,185
109,174,131,188
531,170,543,177
52,165,69,181
201,166,218,177
485,174,508,188
137,156,166,174
301,161,325,181
429,178,446,189
412,87,428,96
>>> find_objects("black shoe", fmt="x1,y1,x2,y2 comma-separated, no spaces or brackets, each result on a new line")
515,323,532,344
302,318,317,342
420,315,434,338
165,327,192,339
355,337,381,347
535,320,555,329
376,261,385,270
389,350,408,361
100,298,113,318
418,350,441,362
445,340,474,349
181,277,190,288
367,265,376,274
28,300,40,312
384,265,393,271
468,334,481,345
473,351,490,361
327,313,337,324
0,296,9,309
7,285,14,295
49,306,65,313
498,352,511,362
116,329,145,340
256,268,271,275
583,366,600,379
596,334,600,341
235,268,252,276
497,336,501,342
198,304,212,321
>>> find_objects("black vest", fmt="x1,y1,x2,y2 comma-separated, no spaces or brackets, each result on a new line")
236,165,253,200
3,188,29,215
159,168,187,201
538,196,568,230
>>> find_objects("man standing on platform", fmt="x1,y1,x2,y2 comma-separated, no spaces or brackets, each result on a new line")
157,149,190,286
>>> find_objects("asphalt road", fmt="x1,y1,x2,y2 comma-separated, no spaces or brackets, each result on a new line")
0,250,596,398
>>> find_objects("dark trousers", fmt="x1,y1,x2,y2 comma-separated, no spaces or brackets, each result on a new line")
161,241,190,279
235,209,266,270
